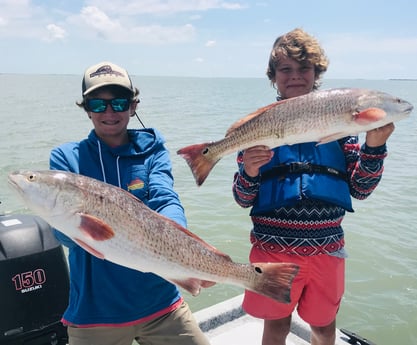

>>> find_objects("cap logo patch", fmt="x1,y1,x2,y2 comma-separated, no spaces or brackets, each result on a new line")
90,65,124,79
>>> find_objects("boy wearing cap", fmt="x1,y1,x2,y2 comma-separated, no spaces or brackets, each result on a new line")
50,62,210,345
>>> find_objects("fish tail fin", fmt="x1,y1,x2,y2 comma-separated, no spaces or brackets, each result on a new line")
177,143,219,186
250,262,299,303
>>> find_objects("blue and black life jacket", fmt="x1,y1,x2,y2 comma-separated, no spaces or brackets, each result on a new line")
251,141,353,215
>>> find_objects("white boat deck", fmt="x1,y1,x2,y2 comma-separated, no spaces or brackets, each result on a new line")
194,294,351,345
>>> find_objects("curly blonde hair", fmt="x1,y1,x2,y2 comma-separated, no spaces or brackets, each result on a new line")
266,28,329,90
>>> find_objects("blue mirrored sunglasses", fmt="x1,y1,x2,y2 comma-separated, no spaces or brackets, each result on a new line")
86,98,131,113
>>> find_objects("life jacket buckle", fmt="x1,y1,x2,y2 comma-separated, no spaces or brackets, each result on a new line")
288,162,312,173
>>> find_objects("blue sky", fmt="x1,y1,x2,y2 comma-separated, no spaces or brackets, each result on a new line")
1,0,416,79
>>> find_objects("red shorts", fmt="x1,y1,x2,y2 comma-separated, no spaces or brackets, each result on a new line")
243,246,345,327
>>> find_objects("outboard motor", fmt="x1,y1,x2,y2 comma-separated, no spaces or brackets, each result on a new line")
0,214,69,345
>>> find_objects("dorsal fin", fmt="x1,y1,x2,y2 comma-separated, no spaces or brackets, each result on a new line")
225,100,287,136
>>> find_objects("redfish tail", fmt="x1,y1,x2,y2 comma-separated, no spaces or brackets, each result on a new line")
177,143,219,186
250,262,299,304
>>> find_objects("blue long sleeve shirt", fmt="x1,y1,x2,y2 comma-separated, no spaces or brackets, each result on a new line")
50,128,186,327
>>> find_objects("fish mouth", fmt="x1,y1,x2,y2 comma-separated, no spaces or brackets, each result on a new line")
7,172,19,188
7,177,27,205
7,173,23,195
400,98,414,114
406,104,414,114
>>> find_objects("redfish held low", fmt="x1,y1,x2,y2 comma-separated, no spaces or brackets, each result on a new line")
177,88,413,186
8,170,299,303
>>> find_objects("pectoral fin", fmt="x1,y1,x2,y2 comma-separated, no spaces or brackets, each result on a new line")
171,278,216,296
318,108,387,145
78,213,115,240
354,107,386,125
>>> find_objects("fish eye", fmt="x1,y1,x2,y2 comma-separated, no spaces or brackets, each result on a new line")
28,174,36,181
254,266,263,274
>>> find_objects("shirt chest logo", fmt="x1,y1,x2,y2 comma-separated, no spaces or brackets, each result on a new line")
127,178,145,191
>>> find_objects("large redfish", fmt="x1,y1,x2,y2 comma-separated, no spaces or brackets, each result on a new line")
177,88,413,185
8,170,299,303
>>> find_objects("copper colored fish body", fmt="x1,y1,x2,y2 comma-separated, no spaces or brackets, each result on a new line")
8,170,298,303
177,88,413,185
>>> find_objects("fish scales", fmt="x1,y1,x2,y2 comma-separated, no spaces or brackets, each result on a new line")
177,88,413,185
8,170,299,303
79,180,213,272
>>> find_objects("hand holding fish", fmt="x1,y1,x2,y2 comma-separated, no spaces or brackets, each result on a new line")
242,146,274,177
365,123,395,147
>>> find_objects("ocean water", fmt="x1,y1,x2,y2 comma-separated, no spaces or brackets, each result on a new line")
0,74,416,345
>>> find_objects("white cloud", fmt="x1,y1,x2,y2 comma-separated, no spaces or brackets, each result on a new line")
44,24,67,42
0,1,204,43
0,0,44,38
1,0,415,78
79,6,123,36
71,6,196,43
0,0,34,19
85,0,245,15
